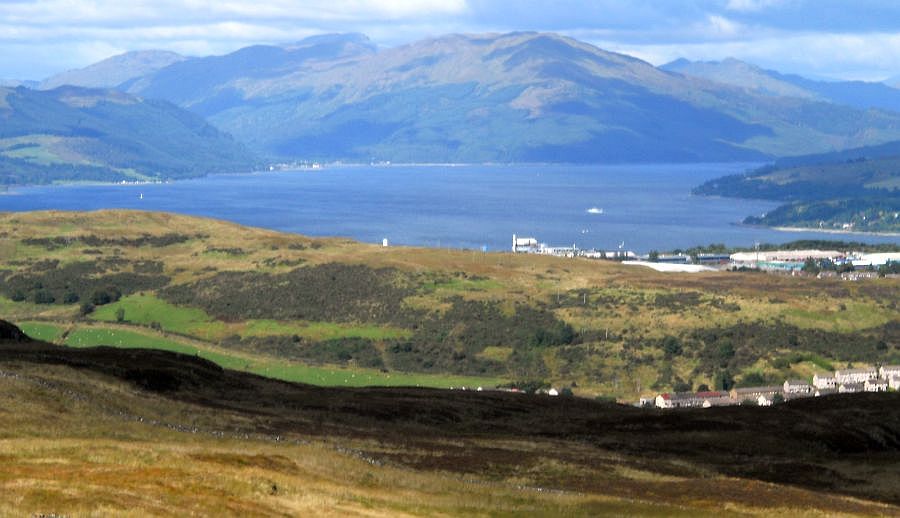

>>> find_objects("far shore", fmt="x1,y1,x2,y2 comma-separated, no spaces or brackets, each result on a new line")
773,226,900,238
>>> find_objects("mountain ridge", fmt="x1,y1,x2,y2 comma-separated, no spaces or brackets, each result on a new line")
34,32,900,164
40,50,187,91
663,57,900,113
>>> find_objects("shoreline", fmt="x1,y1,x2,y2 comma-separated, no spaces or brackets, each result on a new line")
772,226,900,238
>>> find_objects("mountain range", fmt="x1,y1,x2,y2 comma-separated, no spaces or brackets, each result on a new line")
18,32,900,165
5,32,900,182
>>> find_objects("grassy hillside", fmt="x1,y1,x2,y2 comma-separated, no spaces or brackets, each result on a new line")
0,210,897,401
0,86,258,186
1,325,899,515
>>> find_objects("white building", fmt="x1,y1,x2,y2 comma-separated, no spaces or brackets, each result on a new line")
730,250,843,270
864,379,888,392
512,234,541,253
756,394,775,406
812,373,836,389
731,386,783,403
851,252,900,269
783,379,812,394
879,365,900,380
835,368,878,384
655,391,731,409
838,382,864,394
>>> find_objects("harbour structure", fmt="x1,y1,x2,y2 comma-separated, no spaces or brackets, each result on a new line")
512,234,541,253
851,252,900,269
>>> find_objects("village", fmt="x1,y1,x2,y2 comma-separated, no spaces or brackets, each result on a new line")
642,365,900,409
512,234,900,277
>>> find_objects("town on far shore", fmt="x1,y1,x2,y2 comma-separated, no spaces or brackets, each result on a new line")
512,234,900,278
642,365,900,409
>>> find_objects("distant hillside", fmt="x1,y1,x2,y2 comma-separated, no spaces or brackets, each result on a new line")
0,86,257,186
44,32,900,163
0,78,38,88
694,141,900,233
40,50,186,90
663,58,900,113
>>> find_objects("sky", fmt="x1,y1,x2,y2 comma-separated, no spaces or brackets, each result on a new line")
2,0,900,82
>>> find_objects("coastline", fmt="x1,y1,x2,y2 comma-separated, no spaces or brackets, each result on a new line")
772,226,900,238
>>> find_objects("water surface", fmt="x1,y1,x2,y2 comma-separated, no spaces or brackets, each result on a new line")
2,163,896,252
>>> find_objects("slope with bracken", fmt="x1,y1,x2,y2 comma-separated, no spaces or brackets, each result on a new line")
0,319,898,515
1,210,896,400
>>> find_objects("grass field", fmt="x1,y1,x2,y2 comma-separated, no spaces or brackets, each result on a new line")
61,324,503,389
17,321,64,342
92,294,411,342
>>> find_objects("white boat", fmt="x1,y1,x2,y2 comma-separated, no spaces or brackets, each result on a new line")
586,207,603,214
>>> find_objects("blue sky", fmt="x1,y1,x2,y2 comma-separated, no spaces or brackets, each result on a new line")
2,0,900,81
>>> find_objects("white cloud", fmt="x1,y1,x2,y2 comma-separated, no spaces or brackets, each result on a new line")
0,0,469,24
725,0,787,12
703,15,743,37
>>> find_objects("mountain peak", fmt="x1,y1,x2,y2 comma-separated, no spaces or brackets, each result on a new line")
40,50,186,90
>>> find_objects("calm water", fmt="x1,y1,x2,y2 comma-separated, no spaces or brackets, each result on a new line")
2,163,897,252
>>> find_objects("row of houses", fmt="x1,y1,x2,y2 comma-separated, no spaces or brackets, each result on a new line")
810,365,900,393
647,365,900,409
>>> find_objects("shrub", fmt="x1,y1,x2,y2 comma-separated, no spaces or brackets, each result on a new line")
33,290,55,304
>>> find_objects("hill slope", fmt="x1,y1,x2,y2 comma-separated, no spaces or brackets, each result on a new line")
1,210,897,401
1,320,899,514
50,32,900,163
0,86,258,185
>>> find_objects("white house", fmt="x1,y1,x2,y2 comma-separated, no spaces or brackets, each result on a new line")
835,368,877,384
838,382,865,393
812,373,836,389
864,379,888,392
783,379,812,394
656,391,731,409
756,394,776,406
879,365,900,380
731,386,783,402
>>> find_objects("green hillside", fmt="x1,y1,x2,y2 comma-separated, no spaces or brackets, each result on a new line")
0,86,258,186
1,211,896,401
